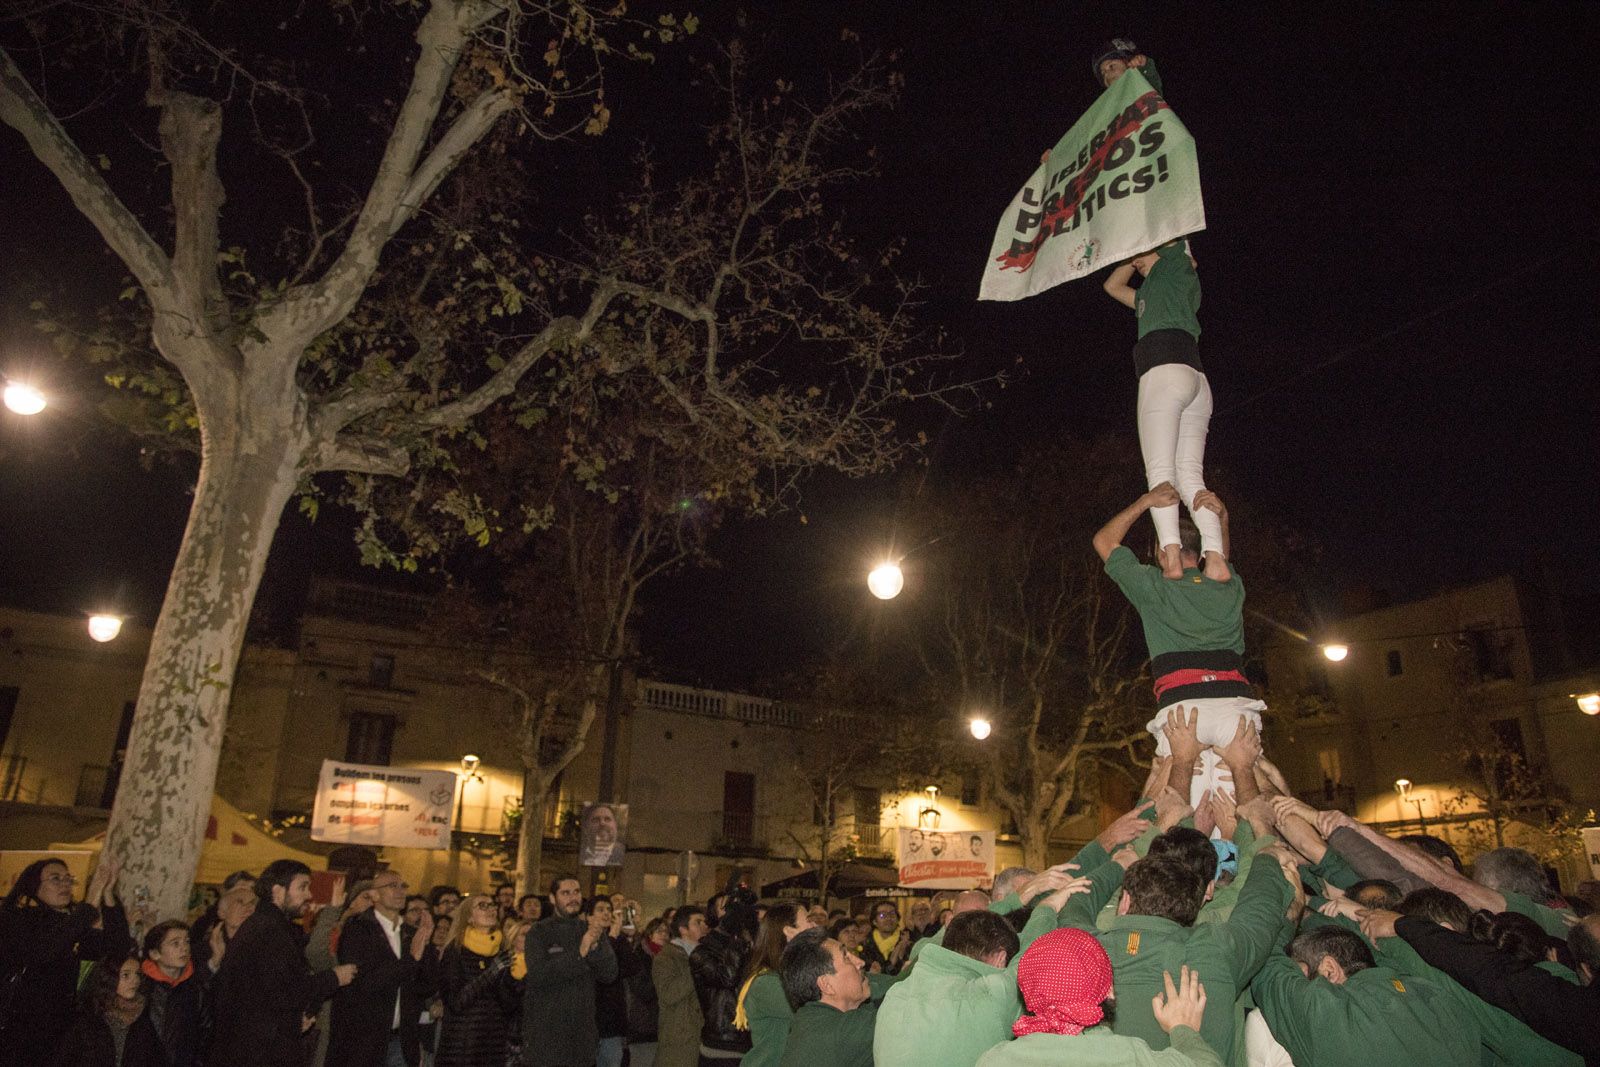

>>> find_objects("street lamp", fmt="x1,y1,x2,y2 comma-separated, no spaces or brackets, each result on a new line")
455,754,484,833
867,562,904,600
1574,693,1600,716
86,614,123,643
919,785,941,829
1321,643,1349,662
1394,778,1427,831
968,717,992,740
2,379,46,416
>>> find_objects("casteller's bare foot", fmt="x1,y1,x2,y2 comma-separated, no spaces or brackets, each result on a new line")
1203,551,1231,581
1159,544,1185,579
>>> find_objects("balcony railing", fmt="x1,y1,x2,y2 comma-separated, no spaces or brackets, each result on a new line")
636,680,850,730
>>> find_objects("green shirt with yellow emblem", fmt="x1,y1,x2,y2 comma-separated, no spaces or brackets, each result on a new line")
1250,949,1480,1067
1060,855,1291,1063
1104,547,1244,660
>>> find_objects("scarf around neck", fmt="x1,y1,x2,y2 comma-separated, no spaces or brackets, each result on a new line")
463,926,504,956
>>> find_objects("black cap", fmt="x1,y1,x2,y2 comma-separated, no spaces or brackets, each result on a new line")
1091,38,1140,84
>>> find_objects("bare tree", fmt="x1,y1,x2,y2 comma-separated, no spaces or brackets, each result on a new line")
897,442,1153,868
1,5,971,916
777,712,866,907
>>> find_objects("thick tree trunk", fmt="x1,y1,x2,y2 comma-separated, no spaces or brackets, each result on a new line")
103,385,306,920
1020,820,1052,872
517,767,550,894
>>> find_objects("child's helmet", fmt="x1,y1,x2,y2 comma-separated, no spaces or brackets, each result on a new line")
1090,38,1141,84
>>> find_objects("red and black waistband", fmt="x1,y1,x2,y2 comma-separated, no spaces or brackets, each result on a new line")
1151,650,1255,705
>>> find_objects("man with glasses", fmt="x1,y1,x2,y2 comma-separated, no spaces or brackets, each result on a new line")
329,870,439,1067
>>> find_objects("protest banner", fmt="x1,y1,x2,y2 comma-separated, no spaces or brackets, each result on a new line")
310,759,456,850
897,827,994,889
1584,826,1600,880
979,69,1203,301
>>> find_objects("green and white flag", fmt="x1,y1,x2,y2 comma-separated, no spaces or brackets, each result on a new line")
978,70,1204,302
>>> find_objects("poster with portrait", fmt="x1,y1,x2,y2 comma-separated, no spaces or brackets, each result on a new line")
897,827,994,889
580,802,628,867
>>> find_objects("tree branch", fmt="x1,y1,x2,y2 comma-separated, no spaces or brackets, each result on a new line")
407,279,620,430
156,90,230,341
312,434,412,476
0,46,175,311
266,0,490,345
390,87,517,240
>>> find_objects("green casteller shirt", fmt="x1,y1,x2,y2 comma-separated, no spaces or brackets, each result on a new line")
874,905,1060,1067
1135,241,1200,341
1500,890,1579,940
1093,820,1269,932
1250,950,1479,1067
1061,855,1290,1063
976,1025,1222,1067
1375,933,1582,1067
778,999,878,1067
1104,546,1245,659
906,838,1115,970
742,970,897,1067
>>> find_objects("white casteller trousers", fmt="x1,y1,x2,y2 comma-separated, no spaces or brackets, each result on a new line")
1137,363,1223,557
1146,695,1267,811
1245,1009,1296,1067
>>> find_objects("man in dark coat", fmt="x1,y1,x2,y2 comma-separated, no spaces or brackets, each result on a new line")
209,860,356,1067
328,870,438,1067
521,875,617,1067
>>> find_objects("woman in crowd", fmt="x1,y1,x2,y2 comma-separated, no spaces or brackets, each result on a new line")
640,917,669,956
435,894,524,1067
139,922,207,1067
731,903,815,1067
0,857,128,1065
51,951,167,1067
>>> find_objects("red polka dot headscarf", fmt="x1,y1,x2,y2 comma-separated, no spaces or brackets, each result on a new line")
1012,927,1114,1037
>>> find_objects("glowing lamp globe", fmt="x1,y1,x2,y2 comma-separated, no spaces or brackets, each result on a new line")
867,562,904,600
87,615,123,643
969,717,992,740
1577,693,1600,716
3,382,46,415
1321,643,1349,662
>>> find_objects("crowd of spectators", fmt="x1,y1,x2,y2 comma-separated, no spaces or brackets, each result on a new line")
2,715,1596,1067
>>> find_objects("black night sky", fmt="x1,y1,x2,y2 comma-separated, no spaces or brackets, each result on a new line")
2,4,1597,691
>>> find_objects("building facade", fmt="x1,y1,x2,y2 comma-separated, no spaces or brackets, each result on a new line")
1264,574,1599,889
0,582,1054,911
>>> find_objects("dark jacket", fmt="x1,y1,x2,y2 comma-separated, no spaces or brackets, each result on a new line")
859,928,909,975
435,941,519,1067
50,1007,169,1067
624,946,659,1042
521,915,617,1067
1397,916,1600,1065
0,902,129,1066
142,963,209,1067
208,903,341,1067
595,935,646,1040
328,911,438,1067
689,930,751,1053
